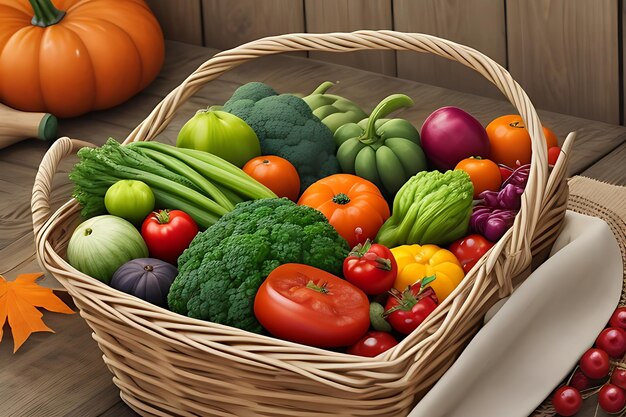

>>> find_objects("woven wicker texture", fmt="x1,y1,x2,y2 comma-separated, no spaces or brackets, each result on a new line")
31,31,575,416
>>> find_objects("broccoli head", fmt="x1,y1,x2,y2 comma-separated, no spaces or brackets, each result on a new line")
167,198,350,333
222,82,340,191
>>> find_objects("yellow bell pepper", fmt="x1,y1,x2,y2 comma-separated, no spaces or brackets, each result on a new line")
390,244,465,301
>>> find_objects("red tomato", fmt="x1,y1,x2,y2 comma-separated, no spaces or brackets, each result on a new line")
384,278,438,335
343,240,397,295
599,384,626,413
596,327,626,358
609,307,626,330
243,156,300,202
448,234,495,274
499,165,514,182
548,146,561,166
551,386,583,416
254,264,370,347
611,368,626,390
347,331,398,357
579,348,610,379
141,209,199,265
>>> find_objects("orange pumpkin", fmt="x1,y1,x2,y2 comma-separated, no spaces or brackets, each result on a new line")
297,174,390,248
0,0,164,118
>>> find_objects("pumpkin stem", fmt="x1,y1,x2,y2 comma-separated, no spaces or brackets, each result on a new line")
29,0,65,28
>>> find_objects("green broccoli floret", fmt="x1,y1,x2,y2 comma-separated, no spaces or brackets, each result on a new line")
222,82,340,191
167,198,349,333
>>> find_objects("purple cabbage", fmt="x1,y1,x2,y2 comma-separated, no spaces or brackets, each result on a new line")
479,183,524,211
470,164,529,242
470,206,518,242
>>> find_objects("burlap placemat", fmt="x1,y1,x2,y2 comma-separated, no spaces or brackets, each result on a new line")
531,176,626,416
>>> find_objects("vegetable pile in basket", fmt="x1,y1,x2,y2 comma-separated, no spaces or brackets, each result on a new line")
66,81,562,355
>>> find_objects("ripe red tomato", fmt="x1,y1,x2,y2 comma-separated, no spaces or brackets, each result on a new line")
551,386,583,416
499,165,514,182
599,384,626,413
579,348,610,379
455,157,502,198
609,307,626,330
343,240,397,295
596,327,626,358
548,146,561,166
384,278,438,335
346,331,398,357
243,156,300,202
141,209,198,265
611,368,626,390
448,234,495,274
254,264,370,347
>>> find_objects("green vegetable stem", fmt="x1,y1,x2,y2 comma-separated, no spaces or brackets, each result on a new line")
334,94,427,197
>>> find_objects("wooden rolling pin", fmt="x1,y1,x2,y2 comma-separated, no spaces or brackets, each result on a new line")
0,103,58,150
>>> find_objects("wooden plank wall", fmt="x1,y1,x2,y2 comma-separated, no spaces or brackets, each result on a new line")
304,0,396,76
145,0,624,125
394,0,507,99
507,0,619,125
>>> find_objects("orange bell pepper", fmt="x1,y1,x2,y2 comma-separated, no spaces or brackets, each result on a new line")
390,244,465,302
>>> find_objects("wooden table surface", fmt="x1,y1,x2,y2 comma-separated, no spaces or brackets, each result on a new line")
1,41,625,417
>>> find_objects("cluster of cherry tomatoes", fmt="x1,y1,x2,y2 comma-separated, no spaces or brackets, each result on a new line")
552,307,626,415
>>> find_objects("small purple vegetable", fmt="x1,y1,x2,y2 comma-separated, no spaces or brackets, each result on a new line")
470,205,518,242
479,183,525,211
111,258,177,307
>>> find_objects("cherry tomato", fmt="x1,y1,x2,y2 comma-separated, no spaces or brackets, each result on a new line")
141,209,198,265
596,327,626,358
254,264,370,348
486,115,558,168
599,384,626,413
609,307,626,330
243,156,300,201
448,234,495,274
569,369,591,392
455,157,502,198
343,240,397,295
611,368,626,390
548,146,561,166
384,278,438,335
499,165,514,182
346,331,398,357
579,348,610,379
551,386,583,416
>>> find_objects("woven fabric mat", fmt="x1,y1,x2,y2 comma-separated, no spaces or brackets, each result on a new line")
531,176,626,416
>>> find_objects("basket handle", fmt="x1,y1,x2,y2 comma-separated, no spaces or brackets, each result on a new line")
124,30,558,294
32,137,95,238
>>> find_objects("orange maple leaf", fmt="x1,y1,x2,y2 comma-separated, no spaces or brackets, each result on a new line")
0,273,74,352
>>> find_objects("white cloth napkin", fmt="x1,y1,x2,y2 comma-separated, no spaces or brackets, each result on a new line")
410,211,623,417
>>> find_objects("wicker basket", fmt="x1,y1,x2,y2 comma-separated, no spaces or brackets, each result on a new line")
32,31,576,416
